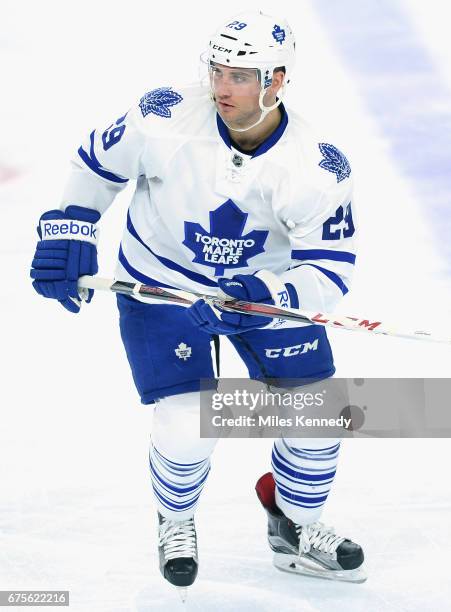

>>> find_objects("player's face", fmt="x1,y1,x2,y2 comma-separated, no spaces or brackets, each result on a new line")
209,63,263,129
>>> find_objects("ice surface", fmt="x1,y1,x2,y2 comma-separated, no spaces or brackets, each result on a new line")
1,1,450,610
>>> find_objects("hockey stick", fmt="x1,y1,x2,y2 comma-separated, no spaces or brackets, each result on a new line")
78,276,451,345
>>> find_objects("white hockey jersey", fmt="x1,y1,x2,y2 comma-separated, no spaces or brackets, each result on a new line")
61,85,356,313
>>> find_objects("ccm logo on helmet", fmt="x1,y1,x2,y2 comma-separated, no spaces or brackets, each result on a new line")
212,45,232,53
265,340,319,358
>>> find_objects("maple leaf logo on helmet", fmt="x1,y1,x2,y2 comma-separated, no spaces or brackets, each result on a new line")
272,25,286,45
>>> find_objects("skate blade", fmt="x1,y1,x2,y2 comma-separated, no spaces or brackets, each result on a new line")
177,587,188,603
273,552,367,583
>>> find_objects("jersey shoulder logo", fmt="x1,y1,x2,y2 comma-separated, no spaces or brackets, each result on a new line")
318,143,351,183
139,87,183,119
183,199,268,276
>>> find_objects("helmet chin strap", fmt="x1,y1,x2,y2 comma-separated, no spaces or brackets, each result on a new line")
220,84,286,133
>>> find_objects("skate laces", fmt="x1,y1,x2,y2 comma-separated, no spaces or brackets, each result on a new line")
159,517,197,560
296,521,346,556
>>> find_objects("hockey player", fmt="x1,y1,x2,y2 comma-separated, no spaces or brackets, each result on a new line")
30,10,364,597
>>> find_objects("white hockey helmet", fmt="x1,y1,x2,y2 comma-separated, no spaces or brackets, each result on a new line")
207,10,296,131
208,10,295,85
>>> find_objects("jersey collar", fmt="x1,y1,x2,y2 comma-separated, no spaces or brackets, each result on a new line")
216,103,289,159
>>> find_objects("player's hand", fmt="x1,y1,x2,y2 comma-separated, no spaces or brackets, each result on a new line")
186,274,274,335
30,205,100,313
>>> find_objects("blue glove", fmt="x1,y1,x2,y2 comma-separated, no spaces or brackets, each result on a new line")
30,205,100,313
187,274,275,335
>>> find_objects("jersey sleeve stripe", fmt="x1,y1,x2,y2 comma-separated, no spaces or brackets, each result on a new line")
78,131,129,184
294,263,349,295
126,211,218,288
291,249,356,264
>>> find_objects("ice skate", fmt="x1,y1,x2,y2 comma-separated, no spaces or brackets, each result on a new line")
158,513,198,600
256,472,366,583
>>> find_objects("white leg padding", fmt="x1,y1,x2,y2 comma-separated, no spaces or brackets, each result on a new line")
152,391,219,461
150,391,220,521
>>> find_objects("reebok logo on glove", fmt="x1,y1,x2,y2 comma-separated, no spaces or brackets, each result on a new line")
277,289,290,309
40,219,98,245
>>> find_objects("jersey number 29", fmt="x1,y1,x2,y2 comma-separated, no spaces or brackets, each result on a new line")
102,113,127,151
322,202,355,240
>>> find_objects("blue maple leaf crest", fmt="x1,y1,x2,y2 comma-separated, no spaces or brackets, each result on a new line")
139,87,183,119
183,200,268,276
272,25,286,45
318,143,351,183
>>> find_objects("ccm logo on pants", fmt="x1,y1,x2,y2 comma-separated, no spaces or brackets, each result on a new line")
265,339,319,358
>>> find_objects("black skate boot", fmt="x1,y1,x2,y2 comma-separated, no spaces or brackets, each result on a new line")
158,513,198,601
256,472,366,583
